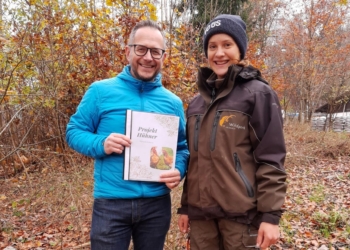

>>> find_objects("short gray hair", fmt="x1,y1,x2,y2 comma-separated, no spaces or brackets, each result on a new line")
128,20,167,49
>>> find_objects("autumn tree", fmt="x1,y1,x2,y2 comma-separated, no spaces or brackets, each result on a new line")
269,0,350,123
0,0,202,176
176,0,248,26
242,0,287,73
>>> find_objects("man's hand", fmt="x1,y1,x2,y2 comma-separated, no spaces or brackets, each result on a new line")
159,169,181,189
178,214,189,233
256,222,280,249
103,133,131,155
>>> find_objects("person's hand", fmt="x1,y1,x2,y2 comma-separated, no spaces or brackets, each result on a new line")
103,133,131,155
159,169,181,189
256,222,280,249
178,214,189,233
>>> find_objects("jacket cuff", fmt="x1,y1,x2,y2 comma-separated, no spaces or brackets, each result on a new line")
175,167,185,180
261,211,282,225
96,136,108,158
177,206,188,215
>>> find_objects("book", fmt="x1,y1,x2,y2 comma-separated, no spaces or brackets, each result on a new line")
123,110,180,182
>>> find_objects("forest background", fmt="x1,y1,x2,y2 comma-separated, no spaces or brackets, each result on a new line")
0,0,350,249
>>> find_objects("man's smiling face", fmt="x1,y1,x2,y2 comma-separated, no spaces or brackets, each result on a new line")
126,27,166,82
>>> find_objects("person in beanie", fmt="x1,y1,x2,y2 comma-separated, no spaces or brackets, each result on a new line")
177,14,287,250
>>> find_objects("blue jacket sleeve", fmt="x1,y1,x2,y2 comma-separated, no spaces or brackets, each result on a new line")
66,83,107,159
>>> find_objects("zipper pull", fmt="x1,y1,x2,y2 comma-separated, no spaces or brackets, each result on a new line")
213,112,220,127
195,116,200,129
234,153,240,171
210,88,216,105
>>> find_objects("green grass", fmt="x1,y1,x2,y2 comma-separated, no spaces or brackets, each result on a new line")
309,184,325,203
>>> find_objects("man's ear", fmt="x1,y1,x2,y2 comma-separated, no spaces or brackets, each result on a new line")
161,52,167,63
125,46,131,61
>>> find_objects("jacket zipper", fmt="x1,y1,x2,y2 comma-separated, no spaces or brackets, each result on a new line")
194,115,201,151
210,111,221,151
139,83,144,110
233,153,254,198
209,87,216,105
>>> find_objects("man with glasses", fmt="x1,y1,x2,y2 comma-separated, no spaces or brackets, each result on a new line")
129,44,165,60
66,20,189,250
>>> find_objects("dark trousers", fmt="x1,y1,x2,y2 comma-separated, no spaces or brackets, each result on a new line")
190,219,258,250
90,194,171,250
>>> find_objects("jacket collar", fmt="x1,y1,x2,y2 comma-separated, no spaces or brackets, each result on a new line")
197,64,266,101
197,64,243,103
117,65,162,91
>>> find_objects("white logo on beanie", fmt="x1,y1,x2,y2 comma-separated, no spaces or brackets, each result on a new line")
204,20,221,35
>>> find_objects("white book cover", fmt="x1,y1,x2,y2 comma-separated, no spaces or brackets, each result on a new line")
124,110,180,182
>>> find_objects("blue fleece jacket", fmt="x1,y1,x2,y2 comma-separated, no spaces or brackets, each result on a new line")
66,65,189,198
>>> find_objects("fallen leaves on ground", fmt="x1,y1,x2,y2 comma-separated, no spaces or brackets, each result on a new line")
1,122,350,249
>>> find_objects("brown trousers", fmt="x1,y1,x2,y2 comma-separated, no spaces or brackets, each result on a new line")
189,219,258,250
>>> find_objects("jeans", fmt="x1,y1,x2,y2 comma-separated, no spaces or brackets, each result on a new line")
90,194,171,250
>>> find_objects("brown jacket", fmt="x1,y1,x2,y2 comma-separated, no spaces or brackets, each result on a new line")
178,65,287,226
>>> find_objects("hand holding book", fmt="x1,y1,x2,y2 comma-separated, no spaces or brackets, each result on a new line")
159,169,181,189
103,133,131,155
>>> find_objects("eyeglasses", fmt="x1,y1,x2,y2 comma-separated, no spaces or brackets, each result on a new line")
128,44,165,59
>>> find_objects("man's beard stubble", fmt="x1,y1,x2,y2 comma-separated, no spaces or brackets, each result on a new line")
130,68,160,82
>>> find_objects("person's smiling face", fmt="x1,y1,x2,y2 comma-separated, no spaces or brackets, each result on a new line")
207,33,240,79
126,27,166,82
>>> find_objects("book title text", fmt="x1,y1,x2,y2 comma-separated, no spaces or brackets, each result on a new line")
137,127,158,139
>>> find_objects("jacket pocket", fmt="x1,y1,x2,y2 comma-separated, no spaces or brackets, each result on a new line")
242,225,258,247
233,153,254,198
210,111,221,151
194,115,201,151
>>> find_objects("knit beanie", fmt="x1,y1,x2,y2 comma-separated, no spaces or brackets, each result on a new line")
203,14,248,60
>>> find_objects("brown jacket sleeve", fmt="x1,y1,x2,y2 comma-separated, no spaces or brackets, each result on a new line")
177,176,189,214
249,85,287,225
178,121,190,215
